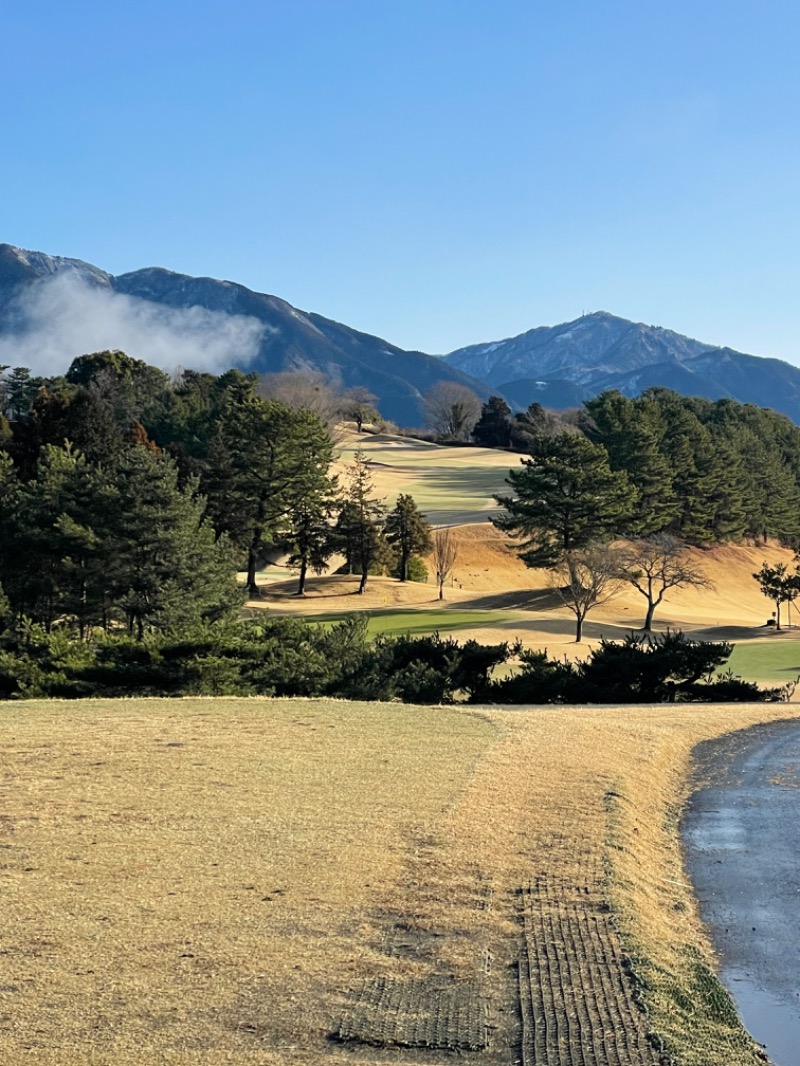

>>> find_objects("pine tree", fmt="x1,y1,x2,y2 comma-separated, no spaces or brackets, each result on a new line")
493,432,637,568
279,486,339,595
582,391,679,534
341,450,386,593
384,494,433,582
4,446,115,632
203,395,334,596
472,396,513,448
105,446,241,638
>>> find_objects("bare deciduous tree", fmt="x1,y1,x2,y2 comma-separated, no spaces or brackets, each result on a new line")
341,387,380,433
259,371,343,433
551,545,627,642
621,535,714,631
423,382,482,441
432,528,458,600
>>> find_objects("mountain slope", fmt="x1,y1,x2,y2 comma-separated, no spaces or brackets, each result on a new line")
445,311,800,422
0,245,489,427
5,244,800,425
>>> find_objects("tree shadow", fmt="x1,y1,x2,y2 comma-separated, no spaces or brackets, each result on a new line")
451,589,563,611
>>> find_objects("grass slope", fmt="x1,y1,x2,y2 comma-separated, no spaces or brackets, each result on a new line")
333,429,525,526
1,698,798,1064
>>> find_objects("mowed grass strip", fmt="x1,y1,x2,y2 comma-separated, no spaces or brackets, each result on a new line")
2,698,799,1065
333,432,523,525
727,635,800,681
304,607,518,638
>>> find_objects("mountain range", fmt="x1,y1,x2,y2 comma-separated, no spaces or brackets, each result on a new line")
2,242,800,426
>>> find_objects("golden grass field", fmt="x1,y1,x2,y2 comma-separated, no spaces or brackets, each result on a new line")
2,697,799,1065
331,429,524,526
6,433,800,1062
260,430,800,661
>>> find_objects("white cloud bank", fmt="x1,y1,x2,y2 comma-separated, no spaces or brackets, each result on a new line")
0,273,267,376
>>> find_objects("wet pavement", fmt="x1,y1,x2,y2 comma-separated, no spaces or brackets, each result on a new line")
683,720,800,1065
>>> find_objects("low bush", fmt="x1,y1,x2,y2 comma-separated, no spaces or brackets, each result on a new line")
0,621,786,704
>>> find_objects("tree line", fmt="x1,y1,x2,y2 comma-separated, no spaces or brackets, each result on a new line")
483,388,800,638
0,353,443,639
2,352,799,697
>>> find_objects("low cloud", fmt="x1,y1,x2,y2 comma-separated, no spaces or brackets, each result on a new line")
0,272,267,376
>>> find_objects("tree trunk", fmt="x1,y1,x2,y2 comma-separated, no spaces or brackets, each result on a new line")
358,567,368,594
643,601,656,631
438,579,445,600
247,545,259,598
400,549,409,582
297,558,308,596
575,615,583,642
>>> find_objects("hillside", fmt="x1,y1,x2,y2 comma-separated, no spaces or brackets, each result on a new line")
0,244,488,428
5,244,800,424
445,310,800,422
332,428,524,525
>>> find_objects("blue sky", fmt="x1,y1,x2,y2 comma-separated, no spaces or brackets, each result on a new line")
2,0,799,361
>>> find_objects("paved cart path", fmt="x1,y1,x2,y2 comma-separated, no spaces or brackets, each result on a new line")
684,720,800,1065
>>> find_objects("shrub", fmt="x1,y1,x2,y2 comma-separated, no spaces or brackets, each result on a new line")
390,555,428,583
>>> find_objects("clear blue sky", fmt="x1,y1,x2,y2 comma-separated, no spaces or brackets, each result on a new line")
2,0,799,361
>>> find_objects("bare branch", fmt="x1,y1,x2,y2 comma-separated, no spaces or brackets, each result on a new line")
432,528,459,600
619,535,714,631
551,544,627,642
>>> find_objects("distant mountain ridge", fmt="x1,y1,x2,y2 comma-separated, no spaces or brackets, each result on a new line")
0,244,489,427
3,244,800,424
444,311,800,421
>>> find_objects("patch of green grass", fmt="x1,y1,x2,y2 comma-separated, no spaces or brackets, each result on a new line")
727,637,800,681
336,436,521,524
305,608,518,638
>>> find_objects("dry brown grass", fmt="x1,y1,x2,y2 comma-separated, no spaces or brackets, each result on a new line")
2,697,798,1064
332,430,525,526
250,525,798,671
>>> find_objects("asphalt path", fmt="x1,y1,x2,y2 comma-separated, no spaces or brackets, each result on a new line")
683,720,800,1065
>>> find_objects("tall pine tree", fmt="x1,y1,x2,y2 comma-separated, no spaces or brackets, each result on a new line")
493,432,636,568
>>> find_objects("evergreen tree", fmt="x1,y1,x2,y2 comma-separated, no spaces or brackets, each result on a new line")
510,403,564,450
279,485,339,595
472,396,513,448
5,367,40,420
582,391,679,534
9,387,126,475
203,394,334,596
105,447,241,638
340,450,386,593
65,350,172,435
753,562,800,630
3,446,114,633
384,494,433,582
493,432,636,568
0,451,23,620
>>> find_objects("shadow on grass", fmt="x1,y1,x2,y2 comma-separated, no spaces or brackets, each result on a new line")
454,589,563,611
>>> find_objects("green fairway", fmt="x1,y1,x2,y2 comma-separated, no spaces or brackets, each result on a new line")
335,432,524,525
727,637,800,682
305,607,518,638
